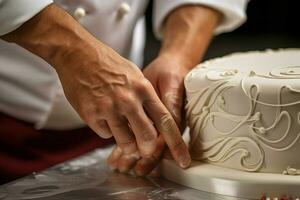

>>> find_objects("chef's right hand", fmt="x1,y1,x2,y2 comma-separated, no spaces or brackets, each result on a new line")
58,46,191,168
1,4,191,168
57,43,191,164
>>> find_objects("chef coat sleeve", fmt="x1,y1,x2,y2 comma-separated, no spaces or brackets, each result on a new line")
0,0,53,36
153,0,249,39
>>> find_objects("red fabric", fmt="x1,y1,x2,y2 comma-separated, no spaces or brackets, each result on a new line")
0,112,114,184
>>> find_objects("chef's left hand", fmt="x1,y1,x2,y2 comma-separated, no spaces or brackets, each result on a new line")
107,54,190,176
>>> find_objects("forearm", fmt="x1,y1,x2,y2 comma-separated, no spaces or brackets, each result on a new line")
160,5,221,69
1,4,104,72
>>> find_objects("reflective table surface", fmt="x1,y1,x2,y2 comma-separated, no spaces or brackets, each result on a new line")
0,146,247,200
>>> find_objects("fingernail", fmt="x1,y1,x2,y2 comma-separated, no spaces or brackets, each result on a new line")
179,155,191,168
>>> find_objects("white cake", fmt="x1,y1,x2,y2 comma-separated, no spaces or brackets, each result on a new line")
185,49,300,174
161,49,300,199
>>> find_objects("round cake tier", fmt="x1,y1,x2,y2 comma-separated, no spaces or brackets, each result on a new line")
184,49,300,174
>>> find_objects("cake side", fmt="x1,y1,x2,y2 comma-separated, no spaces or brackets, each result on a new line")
184,49,300,174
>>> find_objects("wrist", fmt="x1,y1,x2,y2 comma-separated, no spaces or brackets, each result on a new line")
158,51,195,70
159,5,221,70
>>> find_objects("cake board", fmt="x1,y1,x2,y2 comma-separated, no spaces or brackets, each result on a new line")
163,49,300,199
161,159,300,199
161,128,300,199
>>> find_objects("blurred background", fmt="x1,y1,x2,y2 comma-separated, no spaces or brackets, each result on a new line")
144,0,300,66
1,0,300,186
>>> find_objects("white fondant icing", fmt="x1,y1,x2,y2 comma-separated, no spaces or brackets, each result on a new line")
184,49,300,174
161,159,300,199
283,166,300,176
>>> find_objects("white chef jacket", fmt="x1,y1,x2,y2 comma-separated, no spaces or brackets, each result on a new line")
0,0,248,130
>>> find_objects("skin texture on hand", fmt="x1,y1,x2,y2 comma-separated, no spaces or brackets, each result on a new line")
1,4,191,168
107,55,193,176
107,5,221,176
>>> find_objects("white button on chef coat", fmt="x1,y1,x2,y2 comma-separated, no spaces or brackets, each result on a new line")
73,7,86,20
0,0,249,130
117,2,131,19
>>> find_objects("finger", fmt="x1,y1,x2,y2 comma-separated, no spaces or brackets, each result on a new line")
107,116,137,155
117,151,140,173
159,79,184,128
126,105,157,157
98,120,113,138
134,134,165,176
143,87,191,169
107,146,123,170
88,119,113,139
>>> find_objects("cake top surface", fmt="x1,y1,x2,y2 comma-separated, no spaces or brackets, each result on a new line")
198,49,300,74
185,49,300,92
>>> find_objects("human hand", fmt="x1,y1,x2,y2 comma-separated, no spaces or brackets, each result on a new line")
107,134,165,176
143,54,190,127
107,54,190,175
57,43,190,168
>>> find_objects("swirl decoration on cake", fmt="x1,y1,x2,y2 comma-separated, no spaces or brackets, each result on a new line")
242,84,300,152
190,136,264,172
185,64,300,173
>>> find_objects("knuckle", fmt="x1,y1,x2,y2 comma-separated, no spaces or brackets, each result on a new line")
115,91,129,102
116,97,141,115
168,70,182,80
117,94,136,109
157,113,175,132
139,129,156,141
164,91,181,103
114,91,137,110
164,93,182,111
128,103,140,114
134,78,151,93
118,139,135,147
118,139,137,154
120,154,139,169
99,100,114,112
112,119,127,129
80,100,113,121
